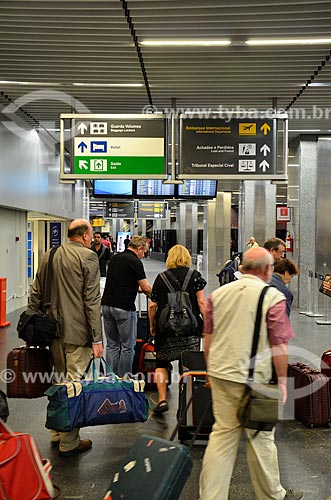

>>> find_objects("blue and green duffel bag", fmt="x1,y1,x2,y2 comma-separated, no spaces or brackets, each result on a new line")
45,358,149,432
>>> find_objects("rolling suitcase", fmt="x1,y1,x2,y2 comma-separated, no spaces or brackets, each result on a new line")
103,434,193,500
287,362,331,428
137,295,150,341
177,351,214,442
7,346,53,399
321,349,331,377
133,295,150,374
138,340,172,390
102,383,207,500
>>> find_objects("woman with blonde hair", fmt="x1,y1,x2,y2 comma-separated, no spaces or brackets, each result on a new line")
149,244,207,414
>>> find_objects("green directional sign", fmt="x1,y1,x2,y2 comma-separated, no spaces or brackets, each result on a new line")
74,156,164,175
60,114,167,180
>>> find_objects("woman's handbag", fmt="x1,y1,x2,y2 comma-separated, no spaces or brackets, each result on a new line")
238,286,283,432
319,274,331,298
45,358,149,432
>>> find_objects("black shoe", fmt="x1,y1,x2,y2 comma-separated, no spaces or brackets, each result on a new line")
153,400,169,415
59,439,92,457
284,489,304,500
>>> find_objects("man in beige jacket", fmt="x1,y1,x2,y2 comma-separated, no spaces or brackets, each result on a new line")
29,218,103,457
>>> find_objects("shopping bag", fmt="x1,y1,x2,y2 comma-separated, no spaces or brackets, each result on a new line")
45,357,149,432
0,419,59,500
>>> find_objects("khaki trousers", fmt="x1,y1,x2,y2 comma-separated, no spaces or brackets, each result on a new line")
50,340,92,452
199,377,286,500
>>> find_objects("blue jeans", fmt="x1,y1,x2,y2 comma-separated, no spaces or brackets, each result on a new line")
102,305,137,377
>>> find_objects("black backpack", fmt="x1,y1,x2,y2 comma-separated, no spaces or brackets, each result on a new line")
216,254,241,287
157,269,198,337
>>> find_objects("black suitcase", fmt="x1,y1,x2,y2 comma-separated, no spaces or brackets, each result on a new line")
287,362,331,428
133,296,150,374
177,351,214,442
103,434,193,500
137,294,149,340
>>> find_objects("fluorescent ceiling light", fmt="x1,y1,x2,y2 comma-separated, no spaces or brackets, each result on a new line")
140,40,231,47
289,129,321,132
72,82,143,87
246,38,331,45
0,80,143,88
0,80,61,86
308,83,331,87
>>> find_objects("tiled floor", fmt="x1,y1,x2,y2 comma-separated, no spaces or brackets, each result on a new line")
1,258,331,499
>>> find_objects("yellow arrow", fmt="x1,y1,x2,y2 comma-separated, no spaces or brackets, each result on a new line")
260,123,271,135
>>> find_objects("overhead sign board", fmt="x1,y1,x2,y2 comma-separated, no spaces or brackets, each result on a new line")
138,201,167,219
179,115,279,179
106,201,135,219
60,114,167,180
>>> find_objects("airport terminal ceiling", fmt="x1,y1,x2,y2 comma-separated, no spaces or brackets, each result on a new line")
0,0,330,203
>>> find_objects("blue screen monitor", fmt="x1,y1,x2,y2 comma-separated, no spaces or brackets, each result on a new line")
178,180,217,199
136,180,175,198
93,180,134,198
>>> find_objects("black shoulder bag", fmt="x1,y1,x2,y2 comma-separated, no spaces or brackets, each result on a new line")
17,246,60,347
238,286,283,432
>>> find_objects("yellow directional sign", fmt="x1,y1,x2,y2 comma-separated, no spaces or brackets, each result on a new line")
91,218,104,227
239,123,257,135
260,122,271,135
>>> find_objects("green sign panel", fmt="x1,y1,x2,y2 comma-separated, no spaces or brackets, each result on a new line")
74,156,164,175
60,114,167,180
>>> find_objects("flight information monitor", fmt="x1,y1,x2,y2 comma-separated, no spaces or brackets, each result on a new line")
136,179,175,198
93,179,134,198
177,180,217,198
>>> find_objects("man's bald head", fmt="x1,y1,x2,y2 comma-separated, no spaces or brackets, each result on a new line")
68,218,93,248
241,247,273,281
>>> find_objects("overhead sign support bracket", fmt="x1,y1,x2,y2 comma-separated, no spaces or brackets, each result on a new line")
163,99,183,185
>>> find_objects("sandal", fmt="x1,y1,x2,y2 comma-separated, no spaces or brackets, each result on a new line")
153,400,169,415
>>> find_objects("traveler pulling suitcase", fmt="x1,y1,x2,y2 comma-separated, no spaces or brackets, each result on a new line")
287,362,331,428
177,351,214,442
6,346,53,399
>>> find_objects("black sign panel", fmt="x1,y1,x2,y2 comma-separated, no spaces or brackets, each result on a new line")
180,117,276,177
106,201,135,219
138,201,167,219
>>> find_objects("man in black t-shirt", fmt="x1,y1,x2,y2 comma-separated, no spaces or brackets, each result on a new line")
91,231,112,277
101,235,152,377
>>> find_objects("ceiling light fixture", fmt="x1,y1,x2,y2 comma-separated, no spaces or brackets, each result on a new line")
140,40,231,47
0,80,143,88
72,82,143,87
0,80,61,86
246,38,331,45
307,83,331,87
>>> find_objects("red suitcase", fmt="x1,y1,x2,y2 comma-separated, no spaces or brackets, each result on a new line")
138,341,172,390
0,420,59,500
287,362,331,428
321,350,331,377
7,346,53,399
